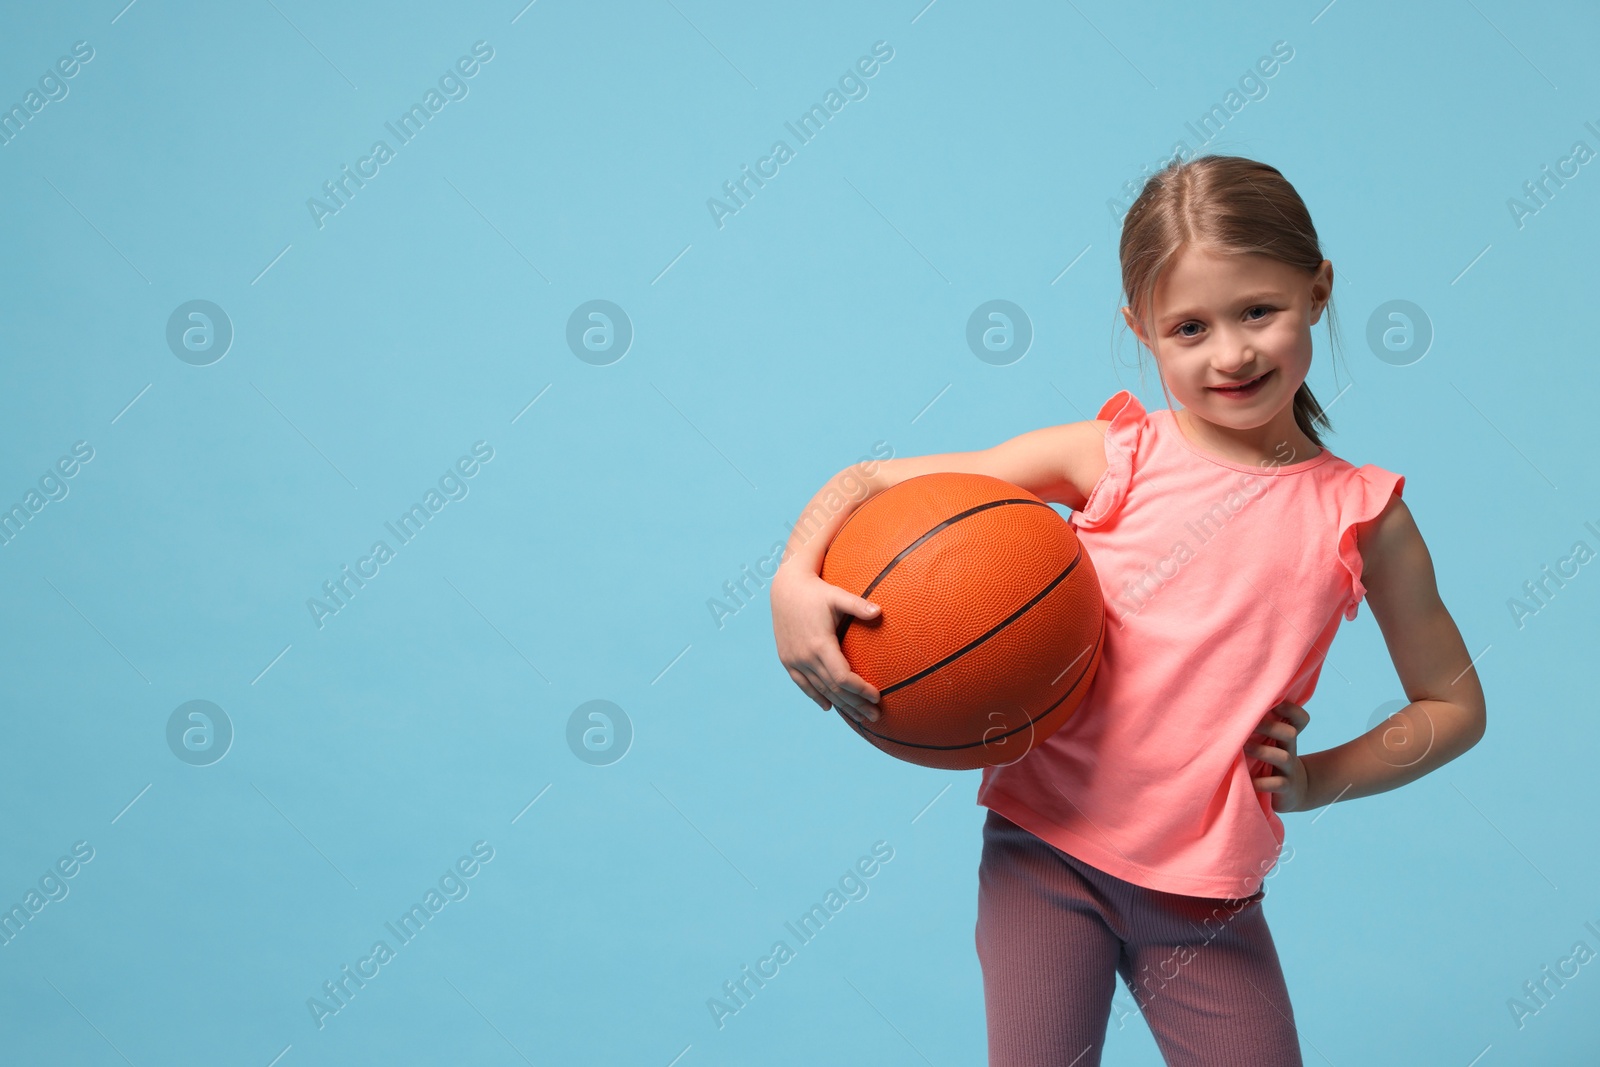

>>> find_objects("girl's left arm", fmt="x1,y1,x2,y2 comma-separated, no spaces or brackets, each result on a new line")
1251,493,1488,813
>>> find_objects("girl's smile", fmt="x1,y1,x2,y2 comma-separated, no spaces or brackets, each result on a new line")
1209,367,1274,399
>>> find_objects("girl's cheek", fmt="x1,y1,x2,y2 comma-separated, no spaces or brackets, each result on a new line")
1271,321,1310,353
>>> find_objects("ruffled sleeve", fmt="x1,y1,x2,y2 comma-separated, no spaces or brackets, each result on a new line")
1337,463,1406,620
1070,390,1145,530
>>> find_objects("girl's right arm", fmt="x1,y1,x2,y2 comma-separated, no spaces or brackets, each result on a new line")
771,417,1111,724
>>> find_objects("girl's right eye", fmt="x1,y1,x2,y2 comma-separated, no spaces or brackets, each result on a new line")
1176,322,1202,338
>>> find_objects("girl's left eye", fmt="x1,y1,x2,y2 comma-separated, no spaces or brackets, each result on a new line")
1246,306,1273,320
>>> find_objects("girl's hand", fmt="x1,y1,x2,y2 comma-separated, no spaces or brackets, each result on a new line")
1245,700,1311,813
771,567,883,724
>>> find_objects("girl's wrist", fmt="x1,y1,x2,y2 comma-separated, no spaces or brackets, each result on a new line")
775,556,819,586
1295,750,1328,813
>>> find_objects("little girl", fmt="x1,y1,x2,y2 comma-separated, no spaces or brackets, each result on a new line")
770,155,1487,1066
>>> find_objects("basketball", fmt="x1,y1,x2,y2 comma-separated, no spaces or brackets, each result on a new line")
819,472,1105,771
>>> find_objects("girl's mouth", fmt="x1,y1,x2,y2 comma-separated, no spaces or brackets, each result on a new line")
1210,369,1273,399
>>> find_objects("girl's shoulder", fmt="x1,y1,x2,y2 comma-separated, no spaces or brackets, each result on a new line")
1070,390,1148,530
1092,389,1147,429
1332,459,1407,621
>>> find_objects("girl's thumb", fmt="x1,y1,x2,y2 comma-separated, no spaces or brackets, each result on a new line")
832,587,879,617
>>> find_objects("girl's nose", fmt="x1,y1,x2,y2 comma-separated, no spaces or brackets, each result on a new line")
1214,340,1260,374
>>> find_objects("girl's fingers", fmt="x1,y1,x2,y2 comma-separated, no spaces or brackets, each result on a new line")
795,669,833,712
1255,704,1309,733
1253,775,1287,792
824,652,880,706
1245,741,1288,768
818,655,880,720
825,680,876,721
843,593,882,621
805,663,876,723
846,703,879,725
1252,721,1298,744
788,668,830,711
797,665,849,717
844,696,880,723
1277,701,1311,727
787,652,864,716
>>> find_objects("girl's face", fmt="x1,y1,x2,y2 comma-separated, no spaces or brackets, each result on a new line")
1122,243,1333,460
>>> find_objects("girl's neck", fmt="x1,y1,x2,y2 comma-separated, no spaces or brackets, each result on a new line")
1172,405,1322,469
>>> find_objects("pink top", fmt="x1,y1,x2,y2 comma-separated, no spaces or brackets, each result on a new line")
977,390,1405,899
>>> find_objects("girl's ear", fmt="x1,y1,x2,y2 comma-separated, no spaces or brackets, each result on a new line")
1308,260,1334,323
1121,305,1150,349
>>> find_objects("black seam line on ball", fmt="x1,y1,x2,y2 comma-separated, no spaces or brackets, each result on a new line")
834,497,1056,646
878,550,1083,697
842,610,1105,751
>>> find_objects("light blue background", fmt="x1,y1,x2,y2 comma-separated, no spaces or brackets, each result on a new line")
1,1,1596,1064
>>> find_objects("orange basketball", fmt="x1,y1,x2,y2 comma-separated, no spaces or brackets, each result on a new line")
819,472,1105,771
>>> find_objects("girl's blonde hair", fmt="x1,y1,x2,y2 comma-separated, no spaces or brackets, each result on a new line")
1118,154,1338,448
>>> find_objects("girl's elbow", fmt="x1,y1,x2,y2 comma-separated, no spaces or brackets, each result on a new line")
1458,697,1487,750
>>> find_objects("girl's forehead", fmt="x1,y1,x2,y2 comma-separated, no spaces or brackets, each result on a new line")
1165,244,1292,281
1151,248,1304,306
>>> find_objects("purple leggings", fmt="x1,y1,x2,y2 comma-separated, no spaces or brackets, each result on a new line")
975,810,1303,1066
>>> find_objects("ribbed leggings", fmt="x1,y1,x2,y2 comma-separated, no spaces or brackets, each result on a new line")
975,810,1304,1066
